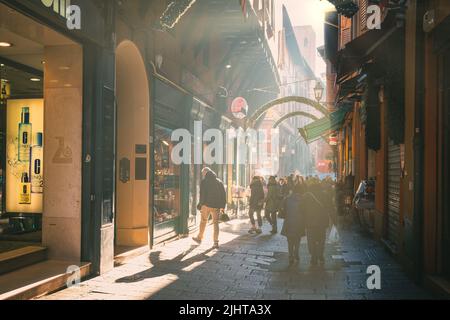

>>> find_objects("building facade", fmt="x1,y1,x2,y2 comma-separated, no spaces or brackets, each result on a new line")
0,0,279,280
0,0,114,275
273,6,320,177
325,0,450,296
96,0,280,274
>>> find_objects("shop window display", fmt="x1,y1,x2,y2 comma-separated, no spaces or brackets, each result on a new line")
6,100,44,214
0,64,44,240
154,125,180,224
0,3,82,248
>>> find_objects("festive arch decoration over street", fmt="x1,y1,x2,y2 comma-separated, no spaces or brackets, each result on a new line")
246,96,329,128
272,111,319,128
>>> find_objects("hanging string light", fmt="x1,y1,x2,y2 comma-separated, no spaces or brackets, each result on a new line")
160,0,197,29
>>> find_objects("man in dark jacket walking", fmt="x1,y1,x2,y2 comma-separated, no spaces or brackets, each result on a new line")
303,189,329,266
281,184,306,265
248,176,265,234
193,167,226,249
265,176,281,234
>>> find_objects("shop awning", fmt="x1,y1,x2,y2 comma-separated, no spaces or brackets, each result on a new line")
298,104,352,144
336,62,377,103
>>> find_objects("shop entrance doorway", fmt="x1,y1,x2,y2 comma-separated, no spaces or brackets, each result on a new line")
115,41,151,252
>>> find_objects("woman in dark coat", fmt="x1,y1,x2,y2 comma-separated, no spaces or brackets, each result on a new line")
265,176,281,234
281,184,306,265
280,178,290,198
248,176,265,234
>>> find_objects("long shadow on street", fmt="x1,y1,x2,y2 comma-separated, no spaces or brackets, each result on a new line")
111,219,434,300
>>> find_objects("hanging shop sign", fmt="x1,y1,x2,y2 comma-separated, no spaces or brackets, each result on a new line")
230,97,248,119
329,133,338,146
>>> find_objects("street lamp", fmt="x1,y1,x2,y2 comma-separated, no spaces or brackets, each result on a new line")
314,81,324,103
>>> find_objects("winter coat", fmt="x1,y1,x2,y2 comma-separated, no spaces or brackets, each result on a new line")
249,180,265,210
265,183,281,213
281,193,305,240
313,187,335,218
303,192,329,230
280,183,290,198
199,171,227,209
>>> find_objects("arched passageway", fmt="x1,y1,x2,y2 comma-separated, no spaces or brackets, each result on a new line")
115,40,151,247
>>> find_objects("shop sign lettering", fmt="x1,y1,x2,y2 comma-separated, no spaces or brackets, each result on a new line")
41,0,71,18
41,0,81,30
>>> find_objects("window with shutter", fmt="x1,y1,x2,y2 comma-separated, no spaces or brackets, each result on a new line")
339,16,352,49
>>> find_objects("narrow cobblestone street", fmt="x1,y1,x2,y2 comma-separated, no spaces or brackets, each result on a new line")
40,219,434,300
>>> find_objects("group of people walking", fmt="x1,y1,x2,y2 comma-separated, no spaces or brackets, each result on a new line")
192,167,336,267
248,174,335,266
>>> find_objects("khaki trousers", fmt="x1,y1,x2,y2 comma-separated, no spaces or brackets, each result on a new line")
197,205,220,243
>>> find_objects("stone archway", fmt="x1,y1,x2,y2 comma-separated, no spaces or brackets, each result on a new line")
115,40,150,247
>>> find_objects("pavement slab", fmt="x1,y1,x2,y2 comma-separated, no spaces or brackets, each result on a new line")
39,218,435,300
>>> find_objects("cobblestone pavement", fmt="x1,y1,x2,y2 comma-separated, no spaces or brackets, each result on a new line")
40,218,435,300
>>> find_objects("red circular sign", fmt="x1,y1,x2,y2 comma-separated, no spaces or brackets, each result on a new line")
230,97,248,119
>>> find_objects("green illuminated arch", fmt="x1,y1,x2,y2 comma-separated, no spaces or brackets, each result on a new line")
273,111,319,128
247,96,329,128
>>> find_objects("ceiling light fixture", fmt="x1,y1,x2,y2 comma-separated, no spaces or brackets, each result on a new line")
30,78,41,82
0,42,12,47
226,64,232,69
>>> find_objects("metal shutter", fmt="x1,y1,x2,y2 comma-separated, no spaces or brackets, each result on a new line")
386,139,401,251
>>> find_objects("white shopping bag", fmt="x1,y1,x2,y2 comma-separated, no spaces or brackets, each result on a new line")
328,225,339,243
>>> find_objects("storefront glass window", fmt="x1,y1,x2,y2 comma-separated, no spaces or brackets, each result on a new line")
154,125,180,224
0,3,82,247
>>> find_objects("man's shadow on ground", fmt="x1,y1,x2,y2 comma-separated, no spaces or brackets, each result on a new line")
115,245,214,283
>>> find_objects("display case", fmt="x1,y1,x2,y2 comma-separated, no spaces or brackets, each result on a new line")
154,125,180,224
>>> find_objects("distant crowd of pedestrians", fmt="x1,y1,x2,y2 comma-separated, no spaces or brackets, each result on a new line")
192,167,337,266
247,174,336,266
